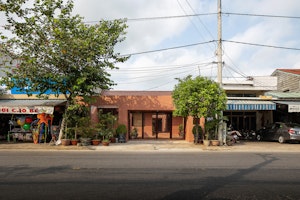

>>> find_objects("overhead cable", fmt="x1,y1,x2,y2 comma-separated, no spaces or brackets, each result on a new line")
223,12,300,19
120,40,214,56
84,13,217,24
223,40,300,51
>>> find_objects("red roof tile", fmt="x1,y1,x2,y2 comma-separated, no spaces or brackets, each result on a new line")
277,69,300,75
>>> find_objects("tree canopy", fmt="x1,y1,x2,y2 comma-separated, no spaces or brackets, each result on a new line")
172,75,227,141
172,75,227,119
0,0,129,141
0,0,128,102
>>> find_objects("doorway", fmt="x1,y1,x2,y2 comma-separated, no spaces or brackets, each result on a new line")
129,111,174,139
224,111,256,131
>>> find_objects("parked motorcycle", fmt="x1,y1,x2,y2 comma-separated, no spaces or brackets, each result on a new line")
241,130,257,140
227,130,242,143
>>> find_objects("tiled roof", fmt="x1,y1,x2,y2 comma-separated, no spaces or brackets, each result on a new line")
276,69,300,75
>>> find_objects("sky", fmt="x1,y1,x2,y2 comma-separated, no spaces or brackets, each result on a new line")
2,0,300,91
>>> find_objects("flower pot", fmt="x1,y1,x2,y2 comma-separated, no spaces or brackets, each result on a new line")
102,141,110,146
92,139,101,146
203,140,210,146
70,139,79,145
61,139,70,146
80,138,91,146
211,140,220,146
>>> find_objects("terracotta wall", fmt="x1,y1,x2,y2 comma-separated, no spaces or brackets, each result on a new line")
91,91,196,142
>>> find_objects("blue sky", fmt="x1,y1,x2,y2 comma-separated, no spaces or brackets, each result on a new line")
2,0,300,91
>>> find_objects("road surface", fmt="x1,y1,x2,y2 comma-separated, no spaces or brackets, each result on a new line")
1,151,300,200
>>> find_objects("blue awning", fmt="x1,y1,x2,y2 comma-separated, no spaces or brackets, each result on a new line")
226,100,276,111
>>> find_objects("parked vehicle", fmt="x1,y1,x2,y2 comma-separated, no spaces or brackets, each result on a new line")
227,130,241,143
256,122,300,143
240,130,257,140
227,124,241,143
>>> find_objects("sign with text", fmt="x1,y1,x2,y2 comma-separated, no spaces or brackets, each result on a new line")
288,105,300,113
0,106,54,114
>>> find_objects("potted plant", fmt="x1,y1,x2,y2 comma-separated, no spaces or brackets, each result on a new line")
65,104,93,146
97,109,117,143
204,117,221,146
130,127,138,139
192,124,203,144
99,129,113,146
116,124,127,143
110,128,117,143
178,124,184,138
61,129,71,146
68,126,79,145
91,136,101,145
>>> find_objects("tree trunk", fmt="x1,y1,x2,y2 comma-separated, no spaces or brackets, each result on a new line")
56,99,70,145
195,122,199,144
56,117,65,145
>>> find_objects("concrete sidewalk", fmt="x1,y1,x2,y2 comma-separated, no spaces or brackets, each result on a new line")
0,140,300,152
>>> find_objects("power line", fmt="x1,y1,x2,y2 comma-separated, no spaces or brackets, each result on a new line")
120,40,214,56
84,12,300,24
84,13,217,24
223,40,300,51
111,60,214,73
121,39,300,58
223,12,300,19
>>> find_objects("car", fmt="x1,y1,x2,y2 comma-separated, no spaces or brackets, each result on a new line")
256,122,300,143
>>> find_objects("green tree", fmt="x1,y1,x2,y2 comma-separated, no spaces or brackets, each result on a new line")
0,0,128,140
172,75,227,143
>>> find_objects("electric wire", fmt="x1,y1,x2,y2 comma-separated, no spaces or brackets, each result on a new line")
109,59,215,73
176,0,216,52
112,62,214,82
223,12,300,19
3,5,300,90
120,40,214,57
223,40,300,51
83,13,217,24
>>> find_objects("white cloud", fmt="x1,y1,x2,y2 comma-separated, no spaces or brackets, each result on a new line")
2,0,300,90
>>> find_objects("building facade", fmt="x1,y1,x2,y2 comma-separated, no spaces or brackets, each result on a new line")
91,91,196,142
269,69,300,123
271,69,300,92
219,76,277,132
91,76,278,142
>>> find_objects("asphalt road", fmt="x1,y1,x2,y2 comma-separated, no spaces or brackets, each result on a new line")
1,151,300,200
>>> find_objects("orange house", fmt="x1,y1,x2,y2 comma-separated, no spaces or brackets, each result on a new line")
91,91,199,142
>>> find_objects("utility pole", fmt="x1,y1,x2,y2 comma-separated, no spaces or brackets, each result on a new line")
217,0,225,145
217,0,222,84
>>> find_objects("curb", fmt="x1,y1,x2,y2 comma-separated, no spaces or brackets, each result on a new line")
0,141,300,152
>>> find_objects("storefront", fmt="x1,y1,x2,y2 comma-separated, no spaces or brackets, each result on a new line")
265,91,300,124
0,99,66,142
224,99,276,132
273,101,300,124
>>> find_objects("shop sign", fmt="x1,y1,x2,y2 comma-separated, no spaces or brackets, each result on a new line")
0,106,54,114
288,105,300,113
